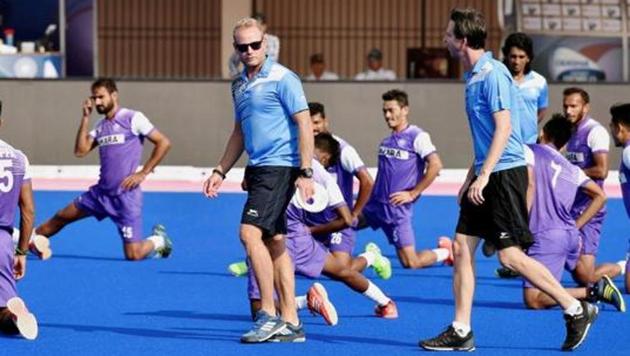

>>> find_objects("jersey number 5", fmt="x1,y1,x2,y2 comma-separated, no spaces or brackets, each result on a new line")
0,159,14,193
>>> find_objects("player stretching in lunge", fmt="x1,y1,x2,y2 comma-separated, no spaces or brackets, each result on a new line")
356,89,453,270
30,79,172,261
521,115,624,312
247,160,398,337
0,101,38,340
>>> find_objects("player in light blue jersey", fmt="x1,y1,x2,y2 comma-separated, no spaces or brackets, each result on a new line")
203,17,314,343
421,8,597,352
502,32,548,144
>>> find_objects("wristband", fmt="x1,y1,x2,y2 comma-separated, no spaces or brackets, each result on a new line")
15,247,28,256
212,169,226,180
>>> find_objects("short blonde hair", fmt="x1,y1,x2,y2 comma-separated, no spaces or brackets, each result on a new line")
233,17,265,39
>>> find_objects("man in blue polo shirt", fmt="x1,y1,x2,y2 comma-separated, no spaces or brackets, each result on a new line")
503,32,548,144
203,17,314,343
420,8,597,352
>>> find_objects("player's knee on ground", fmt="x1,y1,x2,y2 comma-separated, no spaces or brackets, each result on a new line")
123,245,146,261
523,289,546,310
0,308,19,335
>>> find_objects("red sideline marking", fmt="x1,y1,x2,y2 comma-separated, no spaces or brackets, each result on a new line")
32,178,623,197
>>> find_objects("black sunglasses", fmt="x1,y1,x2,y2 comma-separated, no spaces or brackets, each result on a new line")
234,39,263,53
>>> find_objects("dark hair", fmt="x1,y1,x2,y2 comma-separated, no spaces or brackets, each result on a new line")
0,100,3,117
502,32,534,74
308,102,325,117
382,89,408,107
563,87,589,104
310,53,324,64
314,132,340,167
543,113,574,149
91,78,118,94
449,8,486,50
610,103,630,128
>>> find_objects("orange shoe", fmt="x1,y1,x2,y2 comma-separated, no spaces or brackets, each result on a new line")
6,297,38,340
438,236,454,266
29,235,52,260
307,282,338,326
375,300,398,319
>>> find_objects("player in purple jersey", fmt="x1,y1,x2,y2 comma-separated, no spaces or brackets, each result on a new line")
0,101,38,340
30,79,173,261
308,102,391,278
563,87,621,284
521,114,624,312
247,160,398,324
355,89,453,271
609,103,630,293
312,133,393,278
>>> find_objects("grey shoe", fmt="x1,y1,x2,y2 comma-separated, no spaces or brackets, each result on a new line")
268,321,306,343
240,310,286,343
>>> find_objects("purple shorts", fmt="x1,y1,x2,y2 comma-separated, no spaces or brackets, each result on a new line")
524,229,581,288
363,203,415,249
0,230,17,306
74,185,144,243
578,218,603,256
247,232,328,299
315,228,355,255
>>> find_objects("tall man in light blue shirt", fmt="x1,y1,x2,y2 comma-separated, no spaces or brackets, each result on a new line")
502,32,548,144
203,18,314,343
420,8,597,352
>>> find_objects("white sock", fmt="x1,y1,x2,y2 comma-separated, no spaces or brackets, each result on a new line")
296,295,308,310
564,300,583,316
147,235,165,251
452,321,471,337
359,251,377,267
432,248,450,263
617,260,627,275
362,281,391,306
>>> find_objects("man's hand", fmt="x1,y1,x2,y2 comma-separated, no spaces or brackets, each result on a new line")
203,172,224,198
467,173,489,206
389,191,417,206
82,98,93,117
13,255,26,280
295,177,314,202
121,172,148,190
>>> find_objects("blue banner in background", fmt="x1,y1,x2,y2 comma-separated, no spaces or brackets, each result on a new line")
0,53,62,78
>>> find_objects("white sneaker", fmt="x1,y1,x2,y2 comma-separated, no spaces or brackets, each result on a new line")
6,297,38,340
29,235,52,260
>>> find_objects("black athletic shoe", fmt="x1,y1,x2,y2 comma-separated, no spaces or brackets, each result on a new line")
562,301,598,351
495,266,520,279
268,321,306,343
419,325,475,351
590,275,626,312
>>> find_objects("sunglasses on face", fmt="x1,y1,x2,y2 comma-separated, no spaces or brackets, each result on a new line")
234,39,263,53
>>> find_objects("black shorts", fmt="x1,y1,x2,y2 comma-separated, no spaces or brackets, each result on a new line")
456,165,533,250
241,165,300,238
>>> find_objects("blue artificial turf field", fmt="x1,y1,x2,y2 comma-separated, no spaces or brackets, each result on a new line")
4,191,629,355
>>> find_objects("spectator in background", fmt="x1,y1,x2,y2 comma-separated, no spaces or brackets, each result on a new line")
354,48,396,81
306,53,339,81
228,12,280,78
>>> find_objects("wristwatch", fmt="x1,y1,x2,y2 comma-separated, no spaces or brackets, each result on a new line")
299,167,314,178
